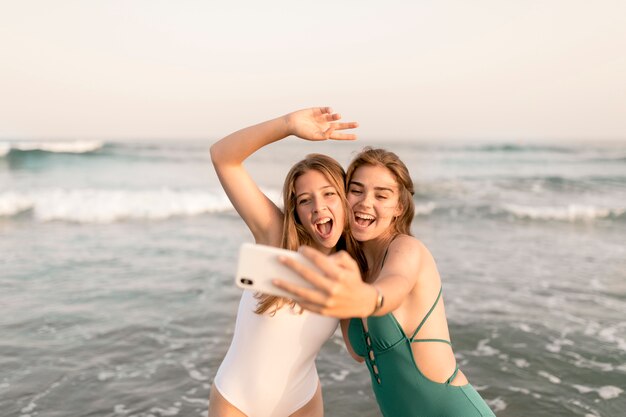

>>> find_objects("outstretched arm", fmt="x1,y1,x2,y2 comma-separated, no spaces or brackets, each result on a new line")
273,237,420,318
210,107,357,245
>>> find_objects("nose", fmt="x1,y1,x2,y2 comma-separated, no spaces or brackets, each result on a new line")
312,197,327,213
356,191,373,209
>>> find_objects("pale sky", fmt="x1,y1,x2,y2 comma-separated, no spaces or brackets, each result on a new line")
1,0,625,142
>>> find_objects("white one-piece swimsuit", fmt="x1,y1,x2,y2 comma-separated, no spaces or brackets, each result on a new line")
213,290,338,417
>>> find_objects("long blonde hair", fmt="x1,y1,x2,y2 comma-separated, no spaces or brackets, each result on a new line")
346,147,415,236
255,153,365,314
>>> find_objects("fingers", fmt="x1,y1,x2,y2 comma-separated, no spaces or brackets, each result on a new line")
332,122,358,130
297,246,346,280
323,112,341,122
272,279,328,305
323,125,337,139
328,121,358,140
278,252,336,292
329,132,357,141
331,250,360,271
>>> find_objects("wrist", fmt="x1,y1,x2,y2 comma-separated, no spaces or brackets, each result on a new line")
368,285,384,317
281,113,295,137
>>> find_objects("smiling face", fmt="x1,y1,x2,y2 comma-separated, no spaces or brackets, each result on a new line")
294,169,345,253
347,164,403,242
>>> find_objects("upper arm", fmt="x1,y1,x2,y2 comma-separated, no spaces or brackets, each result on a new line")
340,319,364,363
211,154,283,245
373,235,423,312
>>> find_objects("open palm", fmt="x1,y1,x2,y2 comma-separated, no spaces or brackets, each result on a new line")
287,107,358,141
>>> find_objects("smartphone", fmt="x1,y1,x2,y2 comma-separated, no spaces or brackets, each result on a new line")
235,243,319,298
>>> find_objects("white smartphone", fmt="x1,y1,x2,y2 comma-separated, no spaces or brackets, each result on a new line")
235,243,319,298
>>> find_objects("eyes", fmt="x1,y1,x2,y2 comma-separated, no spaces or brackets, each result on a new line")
297,190,337,206
348,187,390,200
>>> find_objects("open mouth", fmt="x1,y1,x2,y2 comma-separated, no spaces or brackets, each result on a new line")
314,217,334,238
354,212,375,228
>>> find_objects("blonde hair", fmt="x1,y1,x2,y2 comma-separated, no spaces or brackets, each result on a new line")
255,153,365,314
346,147,415,236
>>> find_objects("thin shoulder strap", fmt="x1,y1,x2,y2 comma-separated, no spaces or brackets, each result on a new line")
445,365,460,385
380,234,400,268
409,286,443,341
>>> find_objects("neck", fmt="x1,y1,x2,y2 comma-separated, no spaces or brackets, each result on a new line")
360,230,398,281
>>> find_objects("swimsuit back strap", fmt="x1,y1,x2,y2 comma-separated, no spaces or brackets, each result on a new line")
409,286,443,341
445,365,460,385
411,338,452,345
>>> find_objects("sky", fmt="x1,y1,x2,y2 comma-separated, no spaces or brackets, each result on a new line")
1,0,625,142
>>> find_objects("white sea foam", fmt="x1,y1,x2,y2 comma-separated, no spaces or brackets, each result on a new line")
538,370,561,384
0,189,235,223
182,396,207,405
0,142,10,157
114,404,131,414
512,358,530,368
329,369,350,381
0,192,33,216
573,384,623,400
502,203,625,222
470,338,500,357
545,338,574,353
566,351,615,372
508,386,531,395
188,369,210,381
485,397,507,412
414,202,436,216
8,140,104,154
150,406,180,416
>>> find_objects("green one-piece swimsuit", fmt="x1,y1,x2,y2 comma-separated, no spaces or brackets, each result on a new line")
348,286,496,417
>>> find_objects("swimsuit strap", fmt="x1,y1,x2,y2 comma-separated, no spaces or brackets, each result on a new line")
411,338,452,345
380,234,400,267
409,286,443,341
445,365,460,385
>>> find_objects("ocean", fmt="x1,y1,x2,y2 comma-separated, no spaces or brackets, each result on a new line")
1,139,624,417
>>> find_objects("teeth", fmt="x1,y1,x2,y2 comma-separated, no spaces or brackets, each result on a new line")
355,213,375,220
315,218,331,225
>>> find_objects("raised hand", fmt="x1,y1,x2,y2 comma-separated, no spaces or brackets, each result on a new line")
285,107,358,141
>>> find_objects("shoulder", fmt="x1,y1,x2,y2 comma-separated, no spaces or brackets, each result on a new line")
389,234,425,255
388,235,437,267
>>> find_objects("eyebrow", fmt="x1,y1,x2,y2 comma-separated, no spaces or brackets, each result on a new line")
296,185,335,199
349,181,395,193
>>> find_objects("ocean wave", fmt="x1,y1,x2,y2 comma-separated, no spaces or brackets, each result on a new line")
0,140,104,156
414,202,437,216
501,203,625,222
0,188,243,223
2,189,621,224
465,144,575,153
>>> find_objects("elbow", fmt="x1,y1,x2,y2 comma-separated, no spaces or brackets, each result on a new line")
209,143,219,164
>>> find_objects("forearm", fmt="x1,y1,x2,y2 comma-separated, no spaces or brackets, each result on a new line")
369,274,413,316
210,115,291,166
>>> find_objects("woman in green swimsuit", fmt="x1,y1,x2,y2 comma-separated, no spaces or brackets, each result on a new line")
275,147,496,417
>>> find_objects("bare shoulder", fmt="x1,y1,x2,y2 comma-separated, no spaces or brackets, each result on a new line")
390,235,439,268
389,234,425,255
383,235,422,271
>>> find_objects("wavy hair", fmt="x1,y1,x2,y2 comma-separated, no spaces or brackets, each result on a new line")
255,153,366,314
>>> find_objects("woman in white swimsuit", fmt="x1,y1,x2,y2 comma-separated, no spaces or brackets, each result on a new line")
208,107,361,417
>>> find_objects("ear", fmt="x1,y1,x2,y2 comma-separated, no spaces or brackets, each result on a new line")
394,202,403,218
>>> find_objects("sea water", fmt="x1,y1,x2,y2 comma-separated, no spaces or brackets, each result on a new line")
1,139,624,417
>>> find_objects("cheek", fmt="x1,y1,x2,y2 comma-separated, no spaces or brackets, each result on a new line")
347,194,358,208
329,198,344,215
295,205,308,224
